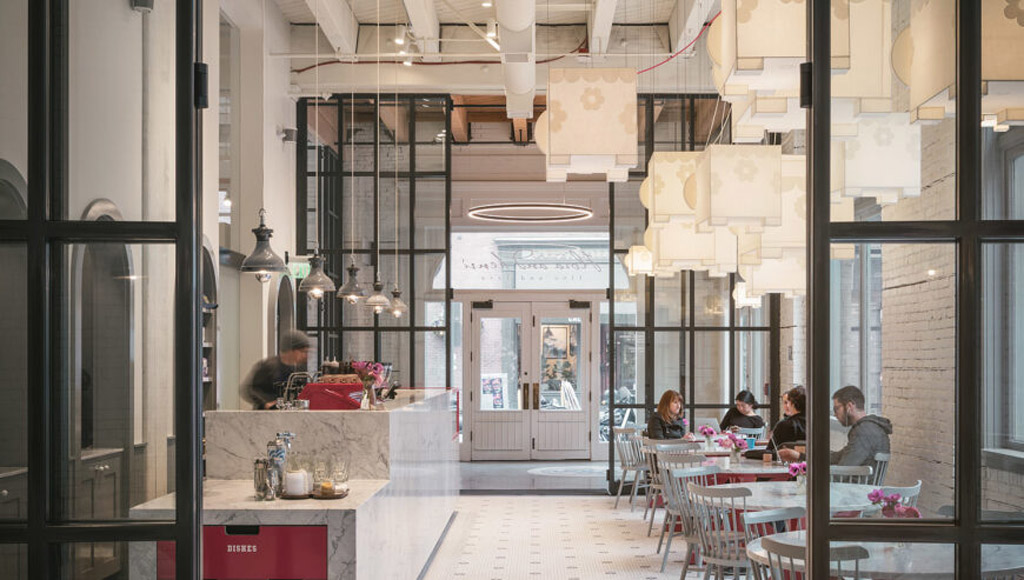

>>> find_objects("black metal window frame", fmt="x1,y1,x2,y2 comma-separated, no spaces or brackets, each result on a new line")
0,0,203,577
606,94,781,491
807,0,1024,576
295,94,452,391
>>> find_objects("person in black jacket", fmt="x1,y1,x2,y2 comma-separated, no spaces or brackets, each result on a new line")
769,386,807,453
647,390,695,440
779,385,892,469
719,390,766,432
241,331,311,409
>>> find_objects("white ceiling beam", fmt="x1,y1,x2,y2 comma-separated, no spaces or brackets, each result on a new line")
587,0,617,55
668,0,719,54
403,0,441,60
304,0,358,55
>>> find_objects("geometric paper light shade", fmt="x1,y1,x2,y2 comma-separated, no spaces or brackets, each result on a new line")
639,152,702,223
694,144,782,232
535,68,639,182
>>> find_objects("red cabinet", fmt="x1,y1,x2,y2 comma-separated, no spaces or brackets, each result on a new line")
157,525,328,580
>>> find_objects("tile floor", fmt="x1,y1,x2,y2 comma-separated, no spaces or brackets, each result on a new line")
460,460,616,492
423,494,707,580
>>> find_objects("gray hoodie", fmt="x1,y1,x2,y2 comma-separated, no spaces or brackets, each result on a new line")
830,414,893,468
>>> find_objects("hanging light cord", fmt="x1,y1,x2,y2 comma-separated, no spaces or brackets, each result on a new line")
375,0,381,280
313,0,320,253
349,70,356,263
394,29,401,290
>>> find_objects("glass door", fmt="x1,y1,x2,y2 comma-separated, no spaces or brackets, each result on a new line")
530,306,590,459
470,303,531,460
469,300,593,460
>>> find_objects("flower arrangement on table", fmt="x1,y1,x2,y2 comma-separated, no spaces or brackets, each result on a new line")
868,489,922,518
697,425,717,437
351,361,387,409
787,461,808,478
718,432,750,452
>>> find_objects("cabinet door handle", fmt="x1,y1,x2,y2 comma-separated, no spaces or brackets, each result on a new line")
1,489,8,497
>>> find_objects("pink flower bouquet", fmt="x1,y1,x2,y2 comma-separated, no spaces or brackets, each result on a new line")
351,361,386,387
718,432,749,450
788,462,807,477
868,489,922,518
698,425,717,437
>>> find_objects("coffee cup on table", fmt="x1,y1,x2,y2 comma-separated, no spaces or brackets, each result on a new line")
747,437,757,450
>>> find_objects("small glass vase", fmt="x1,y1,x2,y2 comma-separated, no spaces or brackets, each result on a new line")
705,436,713,450
795,474,807,492
731,448,742,460
360,380,378,410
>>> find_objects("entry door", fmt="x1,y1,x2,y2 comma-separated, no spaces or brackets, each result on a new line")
470,301,591,460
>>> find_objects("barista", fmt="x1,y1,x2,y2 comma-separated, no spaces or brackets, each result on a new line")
241,330,311,410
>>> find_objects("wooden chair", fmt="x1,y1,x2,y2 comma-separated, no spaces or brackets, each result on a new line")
687,483,752,579
742,507,807,580
761,536,869,580
830,464,873,484
656,465,719,577
642,442,704,535
612,427,647,509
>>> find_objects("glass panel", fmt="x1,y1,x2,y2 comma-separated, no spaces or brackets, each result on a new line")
415,179,446,249
379,331,410,395
694,331,729,404
830,242,955,520
613,181,645,251
58,541,171,579
736,295,769,326
414,98,446,172
538,316,583,411
416,327,449,391
415,253,446,327
340,253,374,327
378,97,411,174
0,0,28,219
736,331,769,403
654,272,684,327
58,243,176,521
378,175,410,252
614,271,645,325
341,176,374,251
478,316,522,411
980,0,1024,219
0,544,27,579
982,544,1024,577
694,272,729,327
613,331,644,407
0,245,27,521
766,542,955,578
653,332,682,406
652,98,686,152
376,254,410,328
449,232,611,290
339,331,375,363
601,408,646,443
829,0,954,222
66,2,176,221
217,16,239,250
341,98,375,173
981,243,1024,521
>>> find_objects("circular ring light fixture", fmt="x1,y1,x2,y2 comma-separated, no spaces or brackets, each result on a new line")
467,202,594,223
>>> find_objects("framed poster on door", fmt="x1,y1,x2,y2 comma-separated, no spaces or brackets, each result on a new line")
480,373,508,410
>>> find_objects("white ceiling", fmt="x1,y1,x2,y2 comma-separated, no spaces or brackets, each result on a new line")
278,0,680,26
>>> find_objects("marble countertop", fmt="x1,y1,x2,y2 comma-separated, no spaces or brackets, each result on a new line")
130,479,389,524
703,456,790,475
712,481,877,512
747,531,1024,578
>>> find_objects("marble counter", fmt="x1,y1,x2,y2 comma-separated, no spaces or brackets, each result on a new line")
204,389,451,480
132,388,458,579
713,481,878,513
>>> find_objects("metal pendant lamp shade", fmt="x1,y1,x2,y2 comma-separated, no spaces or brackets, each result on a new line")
298,252,335,299
240,208,287,283
389,287,408,318
365,273,391,315
337,261,366,304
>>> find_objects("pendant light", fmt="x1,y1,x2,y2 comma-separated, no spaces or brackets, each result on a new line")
364,1,391,316
298,0,336,300
389,44,408,319
336,72,365,303
240,208,287,283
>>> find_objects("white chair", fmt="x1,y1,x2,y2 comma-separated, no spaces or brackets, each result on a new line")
872,452,891,486
687,483,753,579
734,426,766,440
656,464,719,576
612,427,647,509
742,507,806,580
646,447,704,536
761,536,869,580
880,480,922,508
830,464,873,484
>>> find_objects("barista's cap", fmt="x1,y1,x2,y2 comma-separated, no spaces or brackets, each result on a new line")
279,330,311,352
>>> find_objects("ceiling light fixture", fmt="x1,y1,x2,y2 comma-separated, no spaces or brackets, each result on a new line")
365,0,391,316
298,0,336,300
240,208,288,283
466,202,594,223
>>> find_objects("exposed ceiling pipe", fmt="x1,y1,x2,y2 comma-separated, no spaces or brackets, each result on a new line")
496,0,536,119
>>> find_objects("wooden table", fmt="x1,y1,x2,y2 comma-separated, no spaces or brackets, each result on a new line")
747,530,1024,579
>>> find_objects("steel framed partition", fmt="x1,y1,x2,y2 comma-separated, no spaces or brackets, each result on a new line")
806,0,1024,576
0,0,203,578
606,94,781,491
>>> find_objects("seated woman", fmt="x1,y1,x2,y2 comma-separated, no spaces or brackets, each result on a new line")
747,386,807,460
647,390,694,440
719,390,766,432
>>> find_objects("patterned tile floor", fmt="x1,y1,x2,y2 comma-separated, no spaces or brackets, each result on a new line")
424,494,706,580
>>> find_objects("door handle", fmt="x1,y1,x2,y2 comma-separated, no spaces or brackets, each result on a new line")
533,382,540,410
522,382,530,410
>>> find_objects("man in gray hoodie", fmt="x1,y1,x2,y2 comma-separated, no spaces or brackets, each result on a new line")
779,385,892,470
